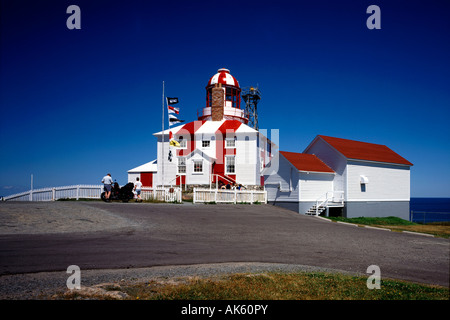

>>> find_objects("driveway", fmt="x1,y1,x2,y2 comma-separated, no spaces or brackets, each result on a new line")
0,201,448,287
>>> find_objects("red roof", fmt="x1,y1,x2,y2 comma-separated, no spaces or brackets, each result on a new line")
177,120,206,135
280,151,335,173
318,135,413,166
207,68,240,88
216,119,242,135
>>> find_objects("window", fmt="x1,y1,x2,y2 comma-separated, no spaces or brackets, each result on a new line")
177,136,187,149
177,157,186,174
226,138,235,148
193,160,203,173
225,87,240,108
225,156,235,174
226,88,232,102
202,140,210,148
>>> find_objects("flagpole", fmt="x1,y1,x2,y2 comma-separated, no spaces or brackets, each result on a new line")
162,81,165,188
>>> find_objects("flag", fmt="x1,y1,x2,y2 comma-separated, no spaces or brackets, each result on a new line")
168,131,180,147
169,114,184,125
170,139,181,147
167,97,179,105
168,105,179,114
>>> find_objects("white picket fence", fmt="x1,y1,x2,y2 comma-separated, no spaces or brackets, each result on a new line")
141,187,182,202
2,185,103,202
193,188,267,204
2,185,182,203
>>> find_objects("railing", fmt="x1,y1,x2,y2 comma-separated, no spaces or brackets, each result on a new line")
410,211,450,224
315,191,345,215
3,185,182,203
193,188,266,204
197,107,249,120
2,185,103,202
210,174,242,189
141,187,182,202
167,175,186,191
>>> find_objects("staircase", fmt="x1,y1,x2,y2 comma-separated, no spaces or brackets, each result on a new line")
306,191,345,216
211,174,246,189
306,204,327,216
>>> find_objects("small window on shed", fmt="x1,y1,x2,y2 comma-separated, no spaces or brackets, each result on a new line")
360,175,368,192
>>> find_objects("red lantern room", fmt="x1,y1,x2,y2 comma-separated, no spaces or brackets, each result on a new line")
198,68,248,124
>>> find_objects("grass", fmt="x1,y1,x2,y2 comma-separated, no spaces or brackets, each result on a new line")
325,216,450,238
79,271,449,300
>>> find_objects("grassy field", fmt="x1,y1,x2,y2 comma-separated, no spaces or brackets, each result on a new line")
324,216,450,238
62,271,449,300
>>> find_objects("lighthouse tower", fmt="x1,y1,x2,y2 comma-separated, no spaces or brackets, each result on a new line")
198,68,248,124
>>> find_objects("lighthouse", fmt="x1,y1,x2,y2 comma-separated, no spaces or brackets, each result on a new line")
129,68,274,188
198,68,248,123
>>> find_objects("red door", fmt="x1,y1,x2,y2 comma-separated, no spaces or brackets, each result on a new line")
140,172,153,187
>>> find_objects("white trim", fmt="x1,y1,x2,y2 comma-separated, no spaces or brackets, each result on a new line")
347,158,412,167
345,165,349,202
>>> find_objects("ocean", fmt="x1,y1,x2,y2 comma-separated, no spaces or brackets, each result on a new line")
409,197,450,223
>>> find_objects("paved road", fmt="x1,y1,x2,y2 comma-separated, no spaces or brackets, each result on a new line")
0,201,448,287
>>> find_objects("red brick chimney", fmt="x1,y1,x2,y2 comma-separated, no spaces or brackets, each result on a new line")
211,83,224,121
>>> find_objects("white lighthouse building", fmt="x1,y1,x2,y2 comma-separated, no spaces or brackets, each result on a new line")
128,68,273,188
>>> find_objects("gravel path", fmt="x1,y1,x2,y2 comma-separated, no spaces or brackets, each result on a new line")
0,201,138,235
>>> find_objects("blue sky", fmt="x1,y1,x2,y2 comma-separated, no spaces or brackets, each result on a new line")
0,0,449,197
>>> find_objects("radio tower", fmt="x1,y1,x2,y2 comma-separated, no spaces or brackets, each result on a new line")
242,86,261,130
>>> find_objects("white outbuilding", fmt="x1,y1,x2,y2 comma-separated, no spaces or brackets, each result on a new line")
127,159,157,187
264,135,413,219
